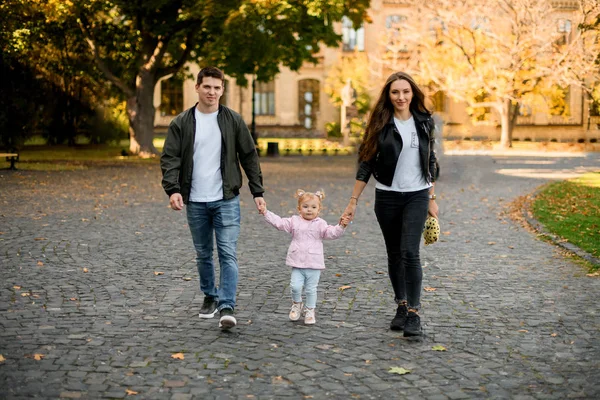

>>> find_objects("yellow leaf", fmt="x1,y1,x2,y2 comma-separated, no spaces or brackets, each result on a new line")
70,298,77,301
37,261,44,266
338,285,352,291
125,389,139,396
171,353,184,360
550,333,558,337
21,293,30,297
183,277,192,281
33,354,44,361
432,345,447,351
34,237,46,241
388,367,411,375
335,273,342,277
154,272,164,276
424,287,436,292
0,354,5,362
518,329,528,333
488,242,496,245
13,285,21,290
83,268,89,273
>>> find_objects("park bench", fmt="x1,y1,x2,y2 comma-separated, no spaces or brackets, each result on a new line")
1,151,19,170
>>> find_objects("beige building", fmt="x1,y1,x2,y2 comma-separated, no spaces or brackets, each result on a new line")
154,0,600,143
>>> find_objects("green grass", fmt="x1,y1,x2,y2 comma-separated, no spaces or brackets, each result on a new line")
532,172,600,271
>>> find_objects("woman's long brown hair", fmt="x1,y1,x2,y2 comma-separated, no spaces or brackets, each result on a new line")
358,72,431,162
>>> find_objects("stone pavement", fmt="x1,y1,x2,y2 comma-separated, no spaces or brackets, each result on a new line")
1,154,599,399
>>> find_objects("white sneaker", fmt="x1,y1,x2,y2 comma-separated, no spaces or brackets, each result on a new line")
289,302,303,321
304,308,316,325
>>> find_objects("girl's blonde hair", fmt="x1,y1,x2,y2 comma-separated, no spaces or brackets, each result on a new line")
295,189,325,208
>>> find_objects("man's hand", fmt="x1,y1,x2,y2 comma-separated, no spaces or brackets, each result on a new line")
169,193,184,211
254,197,266,215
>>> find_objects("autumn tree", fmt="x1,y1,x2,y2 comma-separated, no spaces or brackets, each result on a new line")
371,0,600,148
61,0,369,156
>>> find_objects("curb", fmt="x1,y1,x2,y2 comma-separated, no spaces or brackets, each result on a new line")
523,190,600,267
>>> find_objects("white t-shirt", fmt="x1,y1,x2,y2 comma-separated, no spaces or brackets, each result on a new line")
189,108,223,202
375,116,431,193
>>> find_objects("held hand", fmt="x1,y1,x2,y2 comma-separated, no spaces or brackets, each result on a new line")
170,193,184,211
255,197,267,215
341,202,357,224
340,214,350,227
428,200,439,219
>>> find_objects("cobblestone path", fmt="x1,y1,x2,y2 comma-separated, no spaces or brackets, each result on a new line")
1,154,599,399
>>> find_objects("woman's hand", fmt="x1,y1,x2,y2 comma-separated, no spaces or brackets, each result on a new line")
428,199,439,219
342,201,357,224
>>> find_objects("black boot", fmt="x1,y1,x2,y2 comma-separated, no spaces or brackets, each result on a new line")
390,303,408,331
403,311,422,337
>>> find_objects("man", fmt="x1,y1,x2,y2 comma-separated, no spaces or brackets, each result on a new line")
160,66,266,330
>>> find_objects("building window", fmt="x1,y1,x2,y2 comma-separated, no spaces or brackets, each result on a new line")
470,16,490,31
254,80,275,116
342,16,365,52
219,79,229,107
428,17,446,41
298,79,320,129
160,77,183,117
548,85,571,116
433,91,445,112
556,19,572,46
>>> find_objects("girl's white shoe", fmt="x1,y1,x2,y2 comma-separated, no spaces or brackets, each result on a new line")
304,308,316,325
289,302,303,321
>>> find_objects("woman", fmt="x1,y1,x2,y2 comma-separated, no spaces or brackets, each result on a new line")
342,72,438,337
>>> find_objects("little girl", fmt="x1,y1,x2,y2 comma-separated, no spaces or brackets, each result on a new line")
261,189,349,324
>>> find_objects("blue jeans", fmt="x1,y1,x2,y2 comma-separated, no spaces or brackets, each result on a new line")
186,197,240,311
290,268,322,309
374,188,429,310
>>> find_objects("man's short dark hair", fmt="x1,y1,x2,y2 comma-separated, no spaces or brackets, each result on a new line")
197,66,225,85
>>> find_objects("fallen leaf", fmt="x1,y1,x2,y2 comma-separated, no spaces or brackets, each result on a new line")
424,287,436,292
335,273,342,277
432,345,447,351
183,277,192,281
83,268,89,273
34,237,46,241
338,285,352,291
508,246,515,249
125,389,139,396
488,242,496,245
0,354,5,362
37,261,44,266
518,329,528,333
33,354,44,361
70,298,77,301
13,286,21,290
154,272,164,276
388,367,411,375
550,333,558,337
171,353,184,360
21,293,30,297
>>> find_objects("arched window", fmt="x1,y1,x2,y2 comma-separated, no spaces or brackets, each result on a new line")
160,77,183,116
298,79,320,129
433,91,445,113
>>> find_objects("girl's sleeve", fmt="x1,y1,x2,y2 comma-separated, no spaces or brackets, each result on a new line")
320,221,345,240
263,210,294,233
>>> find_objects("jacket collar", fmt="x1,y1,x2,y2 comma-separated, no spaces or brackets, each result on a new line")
386,109,431,126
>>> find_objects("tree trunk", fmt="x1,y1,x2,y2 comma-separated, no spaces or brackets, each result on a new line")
127,70,159,157
499,99,512,148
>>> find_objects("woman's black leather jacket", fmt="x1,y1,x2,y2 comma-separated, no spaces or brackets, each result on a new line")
356,111,437,186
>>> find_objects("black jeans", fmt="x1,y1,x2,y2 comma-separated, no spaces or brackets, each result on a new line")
374,188,429,310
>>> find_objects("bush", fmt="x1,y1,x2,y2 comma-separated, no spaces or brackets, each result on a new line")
326,122,342,138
